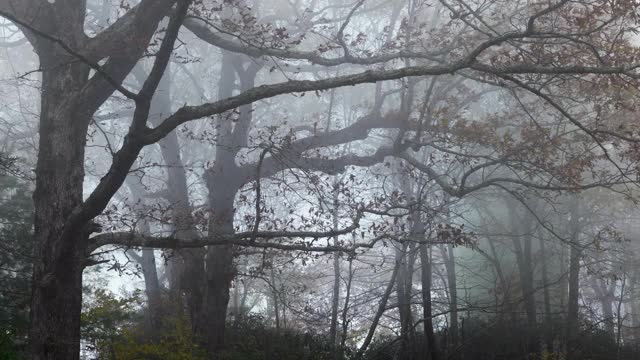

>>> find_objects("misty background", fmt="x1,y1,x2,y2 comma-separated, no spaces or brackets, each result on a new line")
1,1,640,359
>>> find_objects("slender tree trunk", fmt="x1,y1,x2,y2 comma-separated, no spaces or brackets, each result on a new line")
339,257,354,360
421,243,439,360
232,283,240,320
522,234,537,328
602,294,615,337
281,285,288,329
396,243,415,358
566,236,582,350
406,243,418,342
356,246,406,359
394,163,417,358
507,200,538,354
560,241,567,311
239,277,251,317
521,233,539,354
125,177,165,338
141,66,208,337
329,187,340,355
270,267,281,333
484,235,511,323
441,244,458,357
565,197,583,355
330,252,340,344
630,270,640,342
538,230,554,354
592,278,616,337
616,274,626,360
127,247,163,340
510,230,537,326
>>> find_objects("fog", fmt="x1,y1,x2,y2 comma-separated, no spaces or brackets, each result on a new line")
1,1,640,359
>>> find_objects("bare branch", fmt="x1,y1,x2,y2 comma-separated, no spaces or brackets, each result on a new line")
88,210,365,253
336,0,365,59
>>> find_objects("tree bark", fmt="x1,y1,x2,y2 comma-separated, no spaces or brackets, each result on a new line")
29,12,92,357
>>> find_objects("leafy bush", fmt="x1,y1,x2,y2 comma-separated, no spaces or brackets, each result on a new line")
81,289,206,360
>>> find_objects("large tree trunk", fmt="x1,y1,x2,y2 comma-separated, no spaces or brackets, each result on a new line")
21,1,180,358
29,20,92,357
201,52,261,355
203,159,239,354
202,52,239,356
204,245,235,355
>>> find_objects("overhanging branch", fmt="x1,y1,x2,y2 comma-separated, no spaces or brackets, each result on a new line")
88,210,364,253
